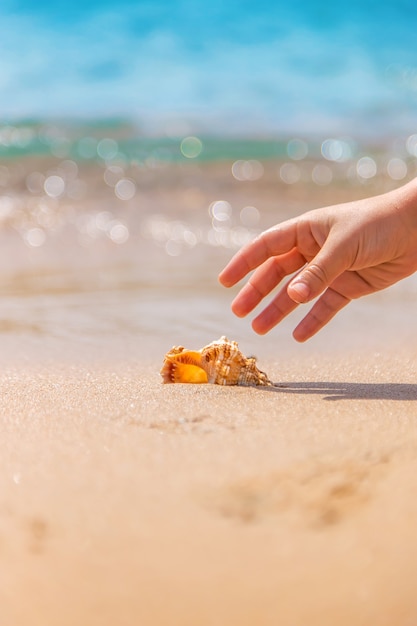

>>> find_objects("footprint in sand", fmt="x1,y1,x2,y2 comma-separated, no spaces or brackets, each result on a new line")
0,507,49,555
208,454,390,528
146,414,235,435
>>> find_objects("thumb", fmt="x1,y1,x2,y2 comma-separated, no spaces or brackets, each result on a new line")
287,238,350,303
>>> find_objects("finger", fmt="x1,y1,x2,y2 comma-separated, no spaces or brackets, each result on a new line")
231,248,306,317
218,222,297,287
287,233,352,304
292,287,351,342
251,281,300,334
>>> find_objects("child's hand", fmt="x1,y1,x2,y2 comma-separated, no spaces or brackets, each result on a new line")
219,179,417,341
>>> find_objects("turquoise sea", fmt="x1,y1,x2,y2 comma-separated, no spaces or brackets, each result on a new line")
1,0,417,137
0,0,417,363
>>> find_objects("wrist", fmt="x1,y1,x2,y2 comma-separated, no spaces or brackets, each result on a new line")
390,177,417,232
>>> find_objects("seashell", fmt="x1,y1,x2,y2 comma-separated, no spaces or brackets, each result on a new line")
160,336,272,386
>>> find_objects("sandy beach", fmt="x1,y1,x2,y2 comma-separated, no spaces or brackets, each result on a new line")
2,0,417,618
0,0,417,626
1,134,417,624
1,342,417,626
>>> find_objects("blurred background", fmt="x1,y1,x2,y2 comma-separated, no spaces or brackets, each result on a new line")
2,0,417,134
1,0,417,362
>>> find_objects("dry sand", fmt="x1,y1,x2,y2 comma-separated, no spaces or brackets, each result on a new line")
1,348,417,626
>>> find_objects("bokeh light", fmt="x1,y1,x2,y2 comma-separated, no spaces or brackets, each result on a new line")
180,136,203,159
321,139,353,162
240,206,260,228
26,172,46,194
24,227,46,247
356,156,377,180
387,158,407,180
406,134,417,157
44,175,65,198
209,200,232,222
312,163,333,186
231,160,264,181
109,222,129,244
279,162,301,185
104,165,124,187
114,178,136,201
97,138,119,161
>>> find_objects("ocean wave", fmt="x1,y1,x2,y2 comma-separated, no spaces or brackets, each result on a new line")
1,0,417,136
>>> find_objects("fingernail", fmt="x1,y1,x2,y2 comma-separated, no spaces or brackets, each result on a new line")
288,280,310,303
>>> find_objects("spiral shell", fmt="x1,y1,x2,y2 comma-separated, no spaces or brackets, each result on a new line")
160,336,272,386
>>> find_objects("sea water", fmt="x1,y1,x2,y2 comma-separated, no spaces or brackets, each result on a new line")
0,1,416,364
1,0,417,135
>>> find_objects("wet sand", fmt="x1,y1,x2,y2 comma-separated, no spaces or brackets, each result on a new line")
1,146,417,624
1,347,417,626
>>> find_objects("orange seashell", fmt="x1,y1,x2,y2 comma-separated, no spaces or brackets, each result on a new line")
160,350,208,384
160,336,272,386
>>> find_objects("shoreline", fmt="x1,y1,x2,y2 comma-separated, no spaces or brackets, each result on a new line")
1,121,417,624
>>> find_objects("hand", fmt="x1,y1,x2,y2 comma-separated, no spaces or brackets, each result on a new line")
219,179,417,341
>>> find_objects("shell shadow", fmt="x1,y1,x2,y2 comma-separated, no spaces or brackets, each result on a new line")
261,381,417,401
